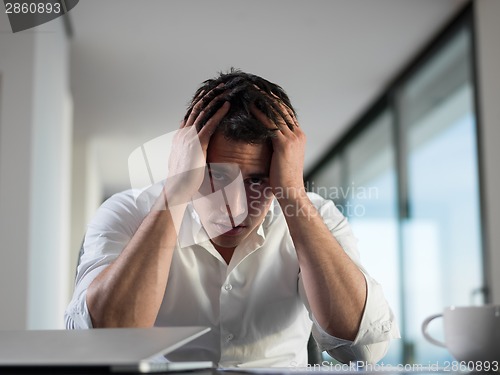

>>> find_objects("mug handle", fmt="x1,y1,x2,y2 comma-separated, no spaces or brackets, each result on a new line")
421,313,446,347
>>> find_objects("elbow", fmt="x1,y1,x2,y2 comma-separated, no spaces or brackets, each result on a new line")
86,291,155,328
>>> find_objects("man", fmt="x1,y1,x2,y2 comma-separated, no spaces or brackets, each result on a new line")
65,70,399,366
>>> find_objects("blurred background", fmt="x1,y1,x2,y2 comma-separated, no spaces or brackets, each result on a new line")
0,0,499,365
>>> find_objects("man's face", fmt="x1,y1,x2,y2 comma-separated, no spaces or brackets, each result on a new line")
192,131,273,252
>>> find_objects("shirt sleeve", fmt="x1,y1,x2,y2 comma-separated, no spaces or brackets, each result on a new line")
64,189,147,329
300,193,400,364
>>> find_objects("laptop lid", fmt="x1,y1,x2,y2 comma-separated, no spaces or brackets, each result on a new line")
0,326,212,372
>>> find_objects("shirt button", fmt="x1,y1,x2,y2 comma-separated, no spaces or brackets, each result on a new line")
224,284,232,291
226,333,234,342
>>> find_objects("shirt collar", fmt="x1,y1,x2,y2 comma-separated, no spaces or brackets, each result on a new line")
178,198,281,249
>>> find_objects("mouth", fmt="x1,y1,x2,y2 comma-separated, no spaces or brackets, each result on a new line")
213,223,246,236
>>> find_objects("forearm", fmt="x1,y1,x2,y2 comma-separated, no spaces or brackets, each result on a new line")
279,191,367,340
86,200,184,328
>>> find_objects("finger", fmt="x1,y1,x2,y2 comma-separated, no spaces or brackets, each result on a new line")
192,92,228,131
198,101,230,146
183,84,224,128
276,102,299,132
180,90,205,128
250,104,285,141
193,89,206,103
183,94,208,128
268,95,300,131
251,85,296,131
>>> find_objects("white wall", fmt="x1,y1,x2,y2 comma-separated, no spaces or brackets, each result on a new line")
27,18,72,329
68,138,103,291
474,0,500,304
0,15,35,330
0,15,72,329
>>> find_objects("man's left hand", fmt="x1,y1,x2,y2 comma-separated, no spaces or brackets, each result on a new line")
251,101,306,200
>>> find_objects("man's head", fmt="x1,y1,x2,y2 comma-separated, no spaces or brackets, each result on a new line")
187,69,297,254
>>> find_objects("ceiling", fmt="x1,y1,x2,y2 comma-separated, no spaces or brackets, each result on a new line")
69,0,468,196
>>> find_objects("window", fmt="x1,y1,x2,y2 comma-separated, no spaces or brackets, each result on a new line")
399,26,483,363
306,7,483,364
344,110,402,363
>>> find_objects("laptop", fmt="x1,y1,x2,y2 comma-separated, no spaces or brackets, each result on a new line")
0,326,213,373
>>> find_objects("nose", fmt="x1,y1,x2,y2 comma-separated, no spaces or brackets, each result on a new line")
220,180,248,226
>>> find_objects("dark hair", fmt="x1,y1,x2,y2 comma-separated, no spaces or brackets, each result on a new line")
184,68,296,143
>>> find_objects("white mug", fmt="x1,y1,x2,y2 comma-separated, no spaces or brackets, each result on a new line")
422,305,500,362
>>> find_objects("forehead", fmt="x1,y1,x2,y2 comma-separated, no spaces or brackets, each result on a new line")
206,132,272,174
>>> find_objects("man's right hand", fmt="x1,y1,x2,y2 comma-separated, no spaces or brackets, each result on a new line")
164,88,230,206
87,87,230,328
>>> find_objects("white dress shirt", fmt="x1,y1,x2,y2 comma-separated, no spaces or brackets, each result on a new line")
65,188,399,367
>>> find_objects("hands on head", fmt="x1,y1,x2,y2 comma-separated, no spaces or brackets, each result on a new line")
165,69,306,209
